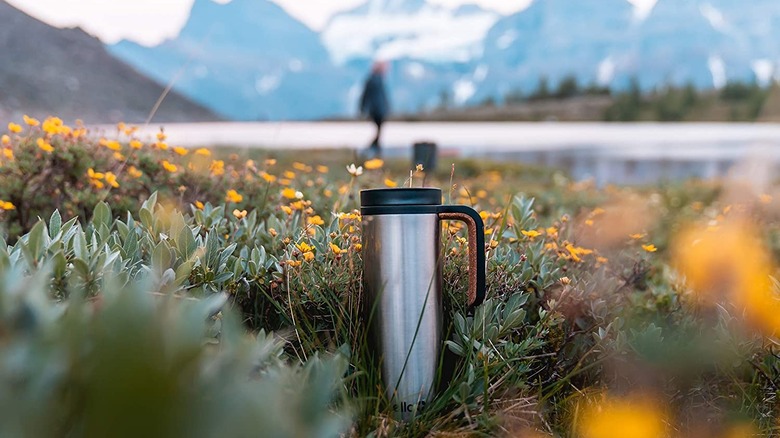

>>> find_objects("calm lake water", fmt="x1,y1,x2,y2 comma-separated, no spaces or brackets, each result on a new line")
105,122,780,185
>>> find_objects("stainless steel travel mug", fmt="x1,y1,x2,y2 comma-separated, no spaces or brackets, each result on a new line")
361,188,486,420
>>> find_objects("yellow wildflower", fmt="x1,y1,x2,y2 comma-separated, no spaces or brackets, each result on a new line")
303,252,315,262
23,115,39,127
283,170,296,179
296,241,314,253
281,188,298,199
546,227,558,238
641,244,657,253
0,200,16,210
3,148,13,160
308,215,325,226
579,395,666,438
36,138,54,152
156,142,168,150
87,168,104,180
232,209,247,219
521,230,542,239
673,218,779,334
260,172,277,183
364,158,384,170
225,189,243,203
316,165,328,173
161,160,177,173
129,140,143,149
7,123,22,134
113,152,125,161
90,179,105,189
194,201,205,210
279,179,292,186
128,166,142,178
42,117,63,135
630,233,647,240
104,140,121,151
265,158,277,166
210,160,225,176
173,146,188,156
1,135,9,145
194,147,211,156
384,178,398,188
292,162,307,171
286,260,302,267
156,130,167,141
104,172,119,188
354,243,362,252
281,205,293,215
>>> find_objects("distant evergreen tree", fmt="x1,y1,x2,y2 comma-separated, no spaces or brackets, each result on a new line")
554,75,579,99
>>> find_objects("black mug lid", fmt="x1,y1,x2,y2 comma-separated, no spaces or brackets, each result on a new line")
360,188,442,207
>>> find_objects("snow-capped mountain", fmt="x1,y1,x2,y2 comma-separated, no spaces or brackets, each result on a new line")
109,0,351,120
108,0,780,120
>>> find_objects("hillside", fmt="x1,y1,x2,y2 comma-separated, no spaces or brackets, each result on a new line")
0,1,219,124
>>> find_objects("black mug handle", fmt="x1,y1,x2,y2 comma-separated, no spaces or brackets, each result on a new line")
437,205,486,307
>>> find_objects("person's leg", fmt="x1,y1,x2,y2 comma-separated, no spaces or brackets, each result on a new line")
371,117,382,149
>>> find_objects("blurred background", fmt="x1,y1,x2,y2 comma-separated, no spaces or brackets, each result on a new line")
5,0,780,183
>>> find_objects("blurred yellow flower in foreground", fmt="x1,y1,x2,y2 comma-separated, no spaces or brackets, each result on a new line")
173,146,188,156
308,215,325,226
522,229,542,239
161,160,177,173
384,179,398,188
194,147,211,156
103,172,119,188
36,138,54,153
210,160,225,176
3,148,13,160
128,166,142,179
194,201,204,210
641,244,657,253
7,123,22,134
129,140,143,150
364,158,384,170
23,115,39,127
0,200,16,210
281,188,297,199
578,394,666,438
1,135,9,145
42,117,64,135
105,140,121,151
225,189,243,203
672,218,778,334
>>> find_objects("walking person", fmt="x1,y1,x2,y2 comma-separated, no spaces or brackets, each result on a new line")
359,61,390,158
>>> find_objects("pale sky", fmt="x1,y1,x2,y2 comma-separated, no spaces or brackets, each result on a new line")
7,0,653,46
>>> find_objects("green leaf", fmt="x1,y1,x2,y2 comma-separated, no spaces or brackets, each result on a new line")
49,210,62,238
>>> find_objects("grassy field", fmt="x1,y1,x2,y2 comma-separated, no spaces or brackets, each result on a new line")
0,117,779,436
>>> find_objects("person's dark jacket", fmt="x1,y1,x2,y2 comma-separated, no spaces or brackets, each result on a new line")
360,72,389,123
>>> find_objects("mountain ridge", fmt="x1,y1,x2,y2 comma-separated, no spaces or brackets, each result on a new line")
0,0,219,124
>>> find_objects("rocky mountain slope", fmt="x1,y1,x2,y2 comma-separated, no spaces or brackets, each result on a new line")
0,0,218,124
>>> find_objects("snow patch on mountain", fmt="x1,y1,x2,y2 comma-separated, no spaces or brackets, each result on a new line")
708,55,727,88
322,2,499,64
453,78,476,104
699,3,730,33
752,59,775,85
597,57,616,85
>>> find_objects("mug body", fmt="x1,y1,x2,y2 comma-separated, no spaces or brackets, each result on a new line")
363,211,442,419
